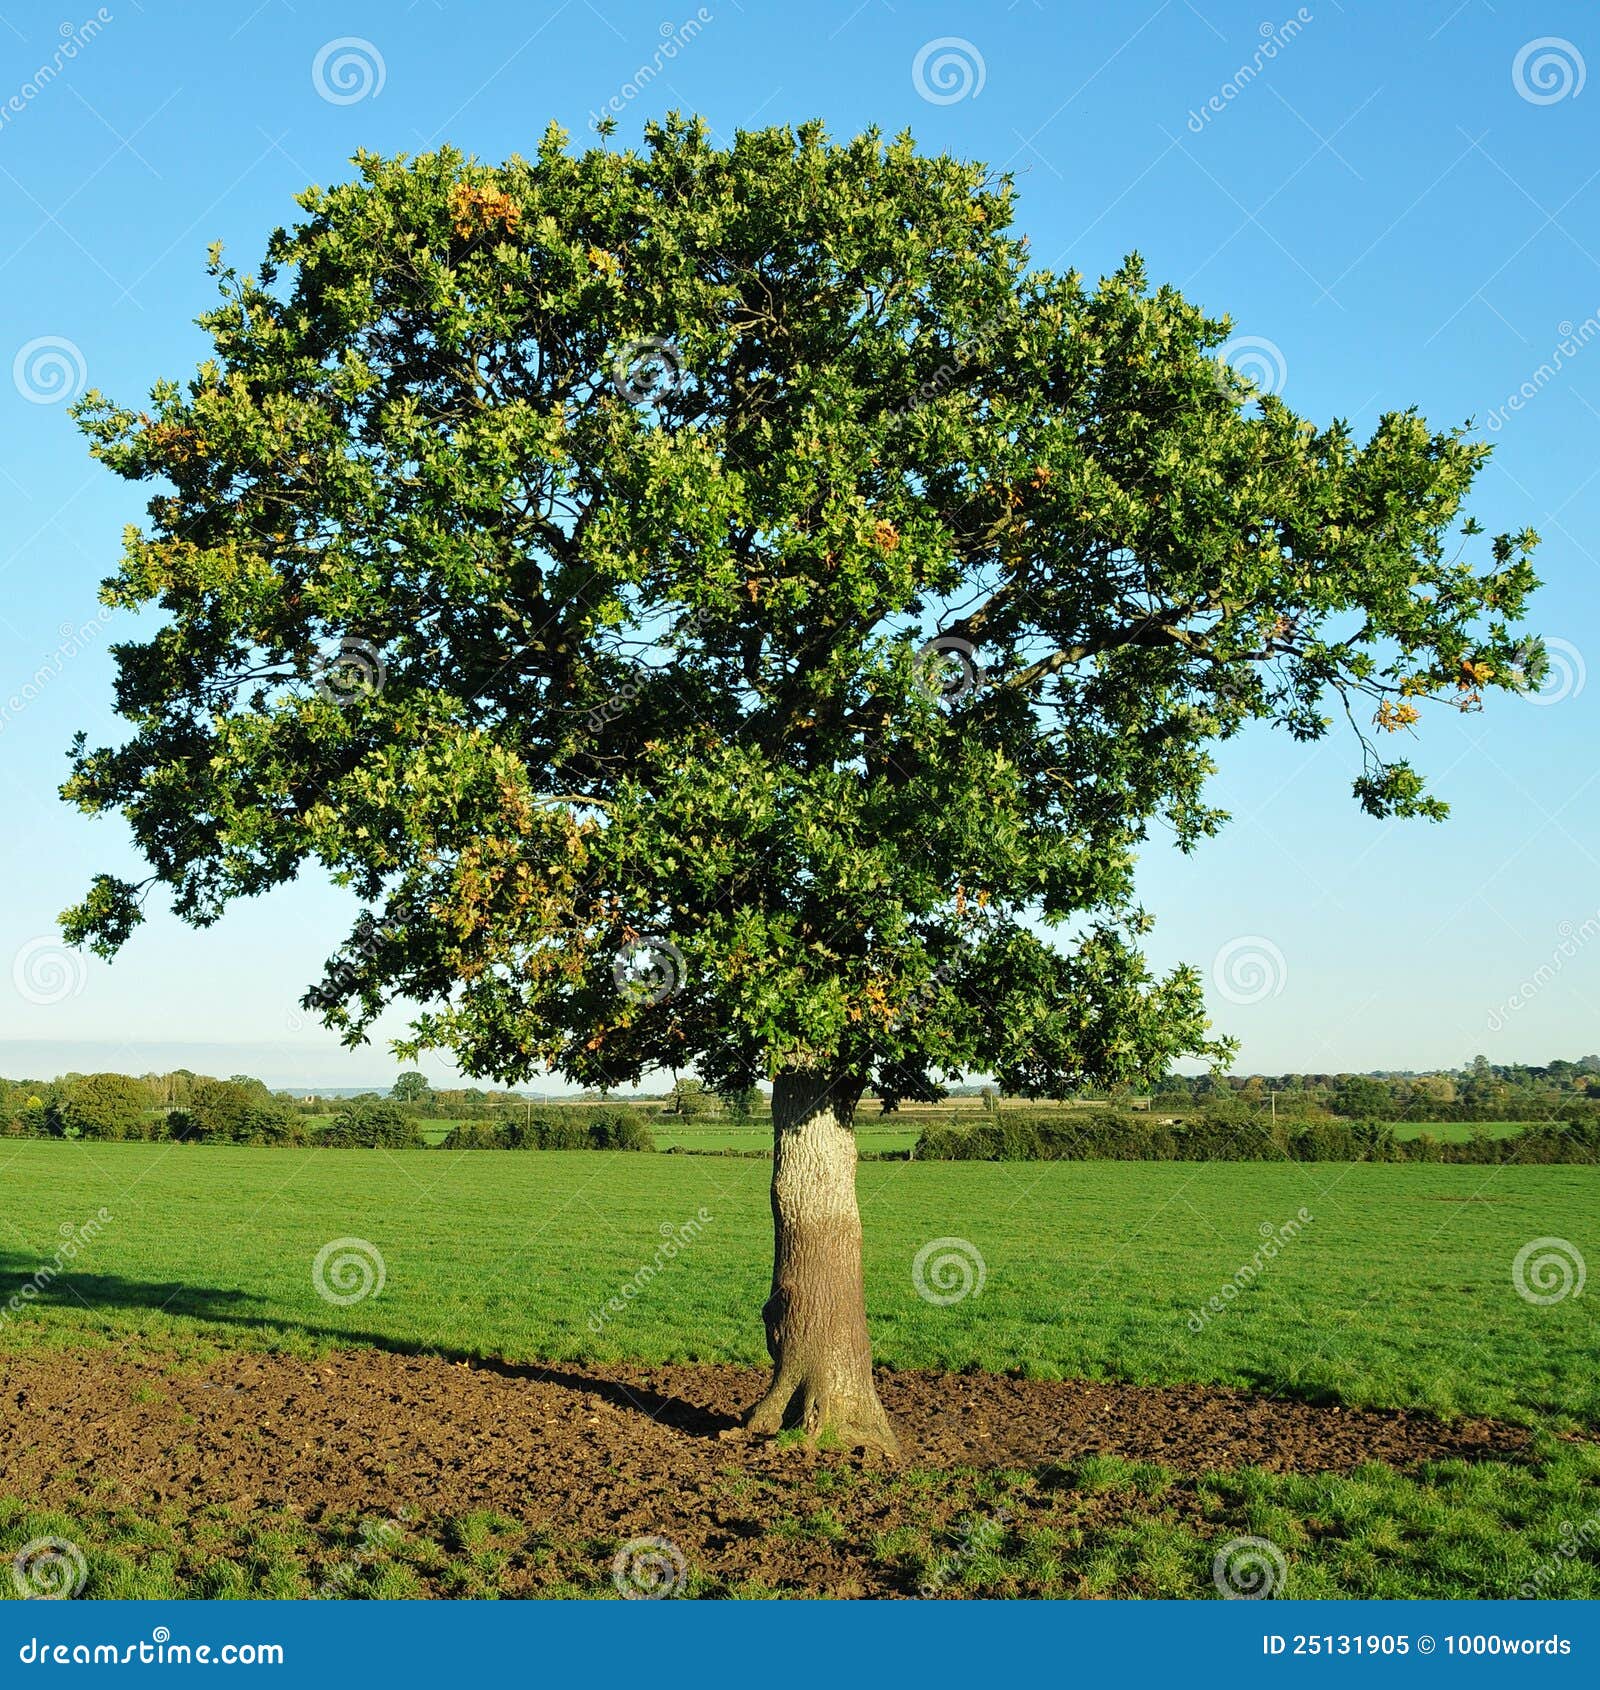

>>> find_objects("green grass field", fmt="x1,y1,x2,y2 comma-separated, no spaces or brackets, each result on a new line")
3,1142,1594,1599
2,1142,1593,1423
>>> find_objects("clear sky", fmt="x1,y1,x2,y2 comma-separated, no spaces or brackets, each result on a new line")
1,0,1596,1089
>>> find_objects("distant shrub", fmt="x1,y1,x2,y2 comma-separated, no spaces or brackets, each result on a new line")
439,1120,504,1150
177,1078,299,1144
914,1111,1179,1162
586,1106,653,1150
439,1106,652,1151
323,1101,425,1148
45,1072,152,1141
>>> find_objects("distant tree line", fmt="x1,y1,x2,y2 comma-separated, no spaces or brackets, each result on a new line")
0,1071,653,1149
914,1112,1600,1165
1145,1054,1600,1122
7,1054,1597,1146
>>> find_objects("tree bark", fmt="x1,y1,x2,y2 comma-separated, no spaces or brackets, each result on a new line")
744,1071,899,1454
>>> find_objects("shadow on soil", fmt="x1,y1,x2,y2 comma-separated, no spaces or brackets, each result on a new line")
0,1252,744,1436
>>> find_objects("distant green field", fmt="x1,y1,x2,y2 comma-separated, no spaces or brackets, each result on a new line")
1387,1120,1528,1142
1,1143,1593,1426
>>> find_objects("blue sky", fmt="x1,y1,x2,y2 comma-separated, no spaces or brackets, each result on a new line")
1,0,1596,1088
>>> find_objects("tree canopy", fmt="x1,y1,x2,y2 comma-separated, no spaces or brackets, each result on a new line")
64,117,1539,1103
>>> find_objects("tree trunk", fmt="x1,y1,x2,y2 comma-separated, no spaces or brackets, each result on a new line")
744,1071,899,1454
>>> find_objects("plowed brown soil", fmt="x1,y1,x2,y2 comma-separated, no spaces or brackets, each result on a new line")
4,1343,1531,1510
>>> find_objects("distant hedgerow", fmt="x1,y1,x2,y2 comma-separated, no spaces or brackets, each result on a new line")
912,1112,1600,1164
440,1106,653,1152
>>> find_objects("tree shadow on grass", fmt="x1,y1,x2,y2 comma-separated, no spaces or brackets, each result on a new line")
0,1251,743,1437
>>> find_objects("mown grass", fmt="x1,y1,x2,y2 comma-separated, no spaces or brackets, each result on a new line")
0,1142,1593,1425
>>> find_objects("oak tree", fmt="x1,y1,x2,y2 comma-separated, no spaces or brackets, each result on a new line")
65,119,1538,1450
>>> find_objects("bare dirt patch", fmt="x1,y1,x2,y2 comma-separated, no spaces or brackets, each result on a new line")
0,1345,1534,1596
3,1344,1531,1504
